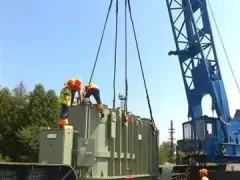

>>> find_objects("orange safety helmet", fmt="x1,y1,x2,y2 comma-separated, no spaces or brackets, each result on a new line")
199,168,208,177
67,79,82,91
74,79,82,89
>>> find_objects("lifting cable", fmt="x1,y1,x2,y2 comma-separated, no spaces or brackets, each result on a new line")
207,0,240,96
124,0,128,112
87,0,122,110
88,0,113,84
127,0,155,126
88,0,156,131
113,0,119,109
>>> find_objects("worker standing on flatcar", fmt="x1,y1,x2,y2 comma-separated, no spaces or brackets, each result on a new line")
83,83,104,118
58,78,82,127
199,168,209,180
58,83,71,127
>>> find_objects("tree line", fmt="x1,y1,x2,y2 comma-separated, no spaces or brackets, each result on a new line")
0,82,59,162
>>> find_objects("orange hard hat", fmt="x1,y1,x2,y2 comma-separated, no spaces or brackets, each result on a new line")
74,79,82,89
199,168,208,176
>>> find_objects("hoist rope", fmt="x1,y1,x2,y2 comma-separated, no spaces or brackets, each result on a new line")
207,0,240,95
113,0,119,109
127,0,155,125
88,0,113,84
124,0,128,112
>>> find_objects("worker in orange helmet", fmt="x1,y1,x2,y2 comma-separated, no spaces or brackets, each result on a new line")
58,82,71,127
66,78,82,105
199,168,209,180
83,83,104,118
58,78,82,127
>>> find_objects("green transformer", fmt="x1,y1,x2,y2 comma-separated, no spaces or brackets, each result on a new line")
37,104,159,179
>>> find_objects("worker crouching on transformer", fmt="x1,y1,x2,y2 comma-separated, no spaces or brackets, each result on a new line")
199,168,209,180
83,83,104,118
58,78,82,127
67,78,82,106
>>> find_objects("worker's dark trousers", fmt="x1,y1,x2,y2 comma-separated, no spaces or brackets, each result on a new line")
60,103,69,119
85,88,102,104
70,90,76,106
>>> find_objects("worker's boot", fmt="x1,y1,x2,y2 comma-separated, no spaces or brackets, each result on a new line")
58,118,69,128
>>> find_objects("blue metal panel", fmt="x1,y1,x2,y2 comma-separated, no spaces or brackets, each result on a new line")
235,145,240,156
205,155,240,163
166,0,230,142
205,137,215,155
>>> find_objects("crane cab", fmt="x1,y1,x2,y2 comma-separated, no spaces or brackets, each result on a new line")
176,115,240,164
176,116,218,163
182,116,216,141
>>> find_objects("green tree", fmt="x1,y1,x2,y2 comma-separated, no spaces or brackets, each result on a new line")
0,154,11,162
0,84,29,161
0,82,59,162
12,81,27,97
0,87,12,157
17,84,59,162
159,141,176,164
159,147,167,165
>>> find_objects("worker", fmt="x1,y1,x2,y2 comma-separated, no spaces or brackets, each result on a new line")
66,78,82,105
58,83,72,127
58,78,82,127
83,83,104,118
199,168,209,180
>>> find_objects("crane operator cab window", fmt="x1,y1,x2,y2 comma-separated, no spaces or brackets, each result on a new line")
195,120,205,140
182,116,216,140
182,120,207,140
183,122,193,140
197,116,216,139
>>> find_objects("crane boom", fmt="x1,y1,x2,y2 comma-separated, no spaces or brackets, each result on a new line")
167,0,230,125
166,0,240,164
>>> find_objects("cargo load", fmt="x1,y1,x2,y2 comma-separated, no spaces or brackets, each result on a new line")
37,104,159,179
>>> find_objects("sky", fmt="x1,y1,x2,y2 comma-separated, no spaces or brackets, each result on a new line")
1,0,240,144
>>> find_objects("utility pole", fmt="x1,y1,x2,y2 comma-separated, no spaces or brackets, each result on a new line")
168,120,175,163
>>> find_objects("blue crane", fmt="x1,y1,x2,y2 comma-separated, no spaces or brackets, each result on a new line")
166,0,240,164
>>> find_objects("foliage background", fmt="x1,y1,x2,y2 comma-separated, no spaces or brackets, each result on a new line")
0,82,59,162
159,141,176,165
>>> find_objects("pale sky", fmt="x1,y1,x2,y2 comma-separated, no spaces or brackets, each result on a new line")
1,0,240,143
